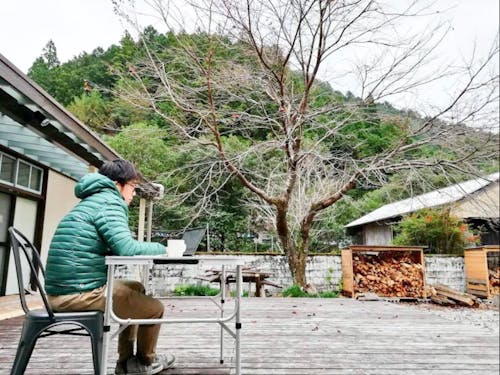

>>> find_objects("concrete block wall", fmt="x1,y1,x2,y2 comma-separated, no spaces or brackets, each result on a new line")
115,254,465,296
424,255,465,292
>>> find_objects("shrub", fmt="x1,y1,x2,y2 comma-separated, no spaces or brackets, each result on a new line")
174,284,220,296
281,284,338,298
282,285,309,297
393,208,480,255
317,290,339,298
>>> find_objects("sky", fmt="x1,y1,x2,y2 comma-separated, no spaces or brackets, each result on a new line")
1,0,125,72
0,0,498,119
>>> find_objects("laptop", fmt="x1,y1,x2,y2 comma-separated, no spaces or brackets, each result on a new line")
181,227,206,256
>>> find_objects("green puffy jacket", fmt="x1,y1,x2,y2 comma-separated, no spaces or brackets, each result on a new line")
45,173,165,295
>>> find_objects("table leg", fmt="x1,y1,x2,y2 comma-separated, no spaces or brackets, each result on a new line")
101,264,115,375
142,263,150,295
235,265,242,375
219,265,225,364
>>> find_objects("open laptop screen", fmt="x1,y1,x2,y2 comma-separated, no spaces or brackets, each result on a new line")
181,228,206,256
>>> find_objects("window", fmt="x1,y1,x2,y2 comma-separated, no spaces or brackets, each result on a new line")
30,167,42,191
0,154,16,184
0,152,43,194
16,161,31,187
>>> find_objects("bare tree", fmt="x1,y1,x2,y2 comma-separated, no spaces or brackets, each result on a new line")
113,0,499,286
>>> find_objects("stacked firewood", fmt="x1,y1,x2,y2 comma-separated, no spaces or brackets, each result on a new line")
427,284,485,307
352,251,425,298
489,267,500,295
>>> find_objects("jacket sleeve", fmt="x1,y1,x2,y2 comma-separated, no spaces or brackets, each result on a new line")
94,200,166,256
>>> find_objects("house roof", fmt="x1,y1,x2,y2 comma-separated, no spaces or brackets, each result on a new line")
0,53,120,179
345,172,500,228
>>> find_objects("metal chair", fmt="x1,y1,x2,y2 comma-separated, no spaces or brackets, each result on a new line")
8,227,104,375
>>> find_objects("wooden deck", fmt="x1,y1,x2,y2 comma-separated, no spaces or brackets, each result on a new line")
0,297,498,374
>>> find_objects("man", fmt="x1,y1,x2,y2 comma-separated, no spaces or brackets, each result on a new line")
45,159,175,375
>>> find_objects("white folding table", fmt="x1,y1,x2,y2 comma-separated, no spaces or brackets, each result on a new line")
101,255,244,375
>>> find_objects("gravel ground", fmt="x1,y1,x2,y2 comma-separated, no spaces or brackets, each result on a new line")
408,301,500,333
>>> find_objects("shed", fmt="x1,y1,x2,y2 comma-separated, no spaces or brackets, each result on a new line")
345,173,499,246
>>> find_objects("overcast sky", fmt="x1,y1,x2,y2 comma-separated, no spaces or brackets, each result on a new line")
1,0,124,72
0,0,498,115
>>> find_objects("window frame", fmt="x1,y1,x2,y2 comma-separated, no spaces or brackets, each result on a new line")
0,152,16,186
0,152,44,195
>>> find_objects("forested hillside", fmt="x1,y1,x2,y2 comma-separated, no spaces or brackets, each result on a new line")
27,28,498,253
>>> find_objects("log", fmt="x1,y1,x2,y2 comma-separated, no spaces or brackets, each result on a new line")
430,294,456,305
433,284,475,306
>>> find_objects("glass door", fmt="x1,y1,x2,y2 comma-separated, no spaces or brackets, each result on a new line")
0,192,13,296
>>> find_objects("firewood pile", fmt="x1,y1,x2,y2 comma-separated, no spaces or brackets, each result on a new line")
427,284,486,308
352,251,425,298
489,268,500,295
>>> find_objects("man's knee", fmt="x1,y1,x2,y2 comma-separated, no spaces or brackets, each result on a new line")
153,297,164,318
120,279,146,293
114,279,145,296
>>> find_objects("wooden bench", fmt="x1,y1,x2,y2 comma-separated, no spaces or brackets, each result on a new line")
198,268,281,297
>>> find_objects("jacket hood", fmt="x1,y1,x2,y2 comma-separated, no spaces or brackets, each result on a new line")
75,173,121,199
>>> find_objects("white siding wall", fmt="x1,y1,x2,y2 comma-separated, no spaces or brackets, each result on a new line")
40,170,79,266
5,197,37,294
452,182,500,218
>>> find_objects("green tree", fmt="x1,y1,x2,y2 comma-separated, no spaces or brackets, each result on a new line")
28,57,52,91
42,40,60,68
105,122,172,177
67,91,112,132
28,40,60,96
28,41,119,105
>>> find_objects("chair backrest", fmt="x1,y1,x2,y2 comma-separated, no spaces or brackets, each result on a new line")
8,227,54,319
182,227,206,256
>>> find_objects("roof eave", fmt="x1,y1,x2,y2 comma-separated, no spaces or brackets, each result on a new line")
0,53,120,166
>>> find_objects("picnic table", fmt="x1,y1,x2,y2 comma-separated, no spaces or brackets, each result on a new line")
199,267,281,297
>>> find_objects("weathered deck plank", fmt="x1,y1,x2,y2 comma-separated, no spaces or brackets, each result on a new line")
0,298,498,374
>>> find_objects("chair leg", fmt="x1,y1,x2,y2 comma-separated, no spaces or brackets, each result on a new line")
90,328,103,375
10,323,39,375
79,316,104,375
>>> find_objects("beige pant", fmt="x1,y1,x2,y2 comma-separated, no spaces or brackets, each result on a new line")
48,280,164,365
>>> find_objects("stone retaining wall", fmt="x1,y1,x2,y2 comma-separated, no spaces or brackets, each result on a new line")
115,254,465,296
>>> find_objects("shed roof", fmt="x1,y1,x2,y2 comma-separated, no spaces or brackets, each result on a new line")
345,172,500,228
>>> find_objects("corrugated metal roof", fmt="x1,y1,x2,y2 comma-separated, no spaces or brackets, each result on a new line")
345,172,500,228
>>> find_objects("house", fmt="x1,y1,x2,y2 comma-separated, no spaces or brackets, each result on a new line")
345,173,500,246
0,53,121,295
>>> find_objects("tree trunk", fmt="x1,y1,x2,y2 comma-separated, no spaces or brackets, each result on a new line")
284,244,308,287
290,251,307,286
275,204,310,287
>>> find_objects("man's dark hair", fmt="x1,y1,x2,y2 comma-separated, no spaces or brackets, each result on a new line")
98,159,141,185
